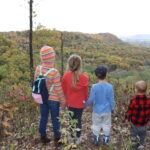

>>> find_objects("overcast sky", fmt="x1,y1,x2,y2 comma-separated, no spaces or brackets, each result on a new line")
0,0,150,36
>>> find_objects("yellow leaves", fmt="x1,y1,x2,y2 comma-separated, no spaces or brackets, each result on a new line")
60,128,67,135
0,103,18,113
63,143,77,150
60,137,68,144
29,102,38,107
109,55,122,64
0,103,15,115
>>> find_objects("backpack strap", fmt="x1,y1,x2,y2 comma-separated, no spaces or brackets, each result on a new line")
44,68,55,77
44,68,56,92
32,76,45,93
38,66,43,93
39,65,43,76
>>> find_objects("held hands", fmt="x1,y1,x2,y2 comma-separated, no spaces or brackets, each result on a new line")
111,108,117,114
60,100,66,110
83,100,87,107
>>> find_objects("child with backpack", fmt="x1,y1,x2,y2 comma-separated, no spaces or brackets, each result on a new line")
62,54,89,144
126,80,150,149
86,65,115,146
33,46,65,146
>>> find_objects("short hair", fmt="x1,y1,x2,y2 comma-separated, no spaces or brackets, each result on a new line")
95,65,108,79
135,80,147,93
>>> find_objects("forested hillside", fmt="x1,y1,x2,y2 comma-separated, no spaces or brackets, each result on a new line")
2,26,150,72
1,27,150,150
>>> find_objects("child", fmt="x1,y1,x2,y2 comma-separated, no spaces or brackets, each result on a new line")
86,65,115,146
126,80,150,149
34,46,65,146
62,54,88,143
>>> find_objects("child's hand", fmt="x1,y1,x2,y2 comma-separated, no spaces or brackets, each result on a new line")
61,104,66,110
83,100,87,107
60,100,66,110
147,121,150,127
111,108,117,114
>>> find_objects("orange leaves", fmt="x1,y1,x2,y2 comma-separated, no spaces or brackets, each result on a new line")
18,96,29,102
29,102,38,107
3,103,16,108
3,117,11,122
0,103,18,136
0,111,3,116
2,121,11,128
0,103,17,112
5,88,29,103
0,105,4,109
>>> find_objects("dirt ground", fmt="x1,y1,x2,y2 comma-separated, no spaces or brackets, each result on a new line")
0,106,150,150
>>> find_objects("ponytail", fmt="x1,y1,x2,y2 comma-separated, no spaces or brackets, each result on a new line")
67,54,82,88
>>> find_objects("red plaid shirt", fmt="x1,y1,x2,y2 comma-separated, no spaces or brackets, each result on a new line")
126,95,150,127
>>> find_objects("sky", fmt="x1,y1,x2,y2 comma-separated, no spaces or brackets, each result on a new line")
0,0,150,36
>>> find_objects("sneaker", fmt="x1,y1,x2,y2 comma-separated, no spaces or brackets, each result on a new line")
103,135,110,145
93,134,99,146
131,136,140,143
137,144,144,150
132,143,144,150
41,136,51,144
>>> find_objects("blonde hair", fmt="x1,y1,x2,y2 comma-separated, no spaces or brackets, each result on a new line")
135,80,147,94
67,54,82,88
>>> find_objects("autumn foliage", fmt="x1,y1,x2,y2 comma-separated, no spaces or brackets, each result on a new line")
0,28,150,149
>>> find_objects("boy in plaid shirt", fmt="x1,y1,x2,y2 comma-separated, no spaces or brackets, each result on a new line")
126,80,150,149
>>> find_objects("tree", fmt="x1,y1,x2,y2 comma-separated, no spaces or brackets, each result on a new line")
60,32,64,76
29,0,34,82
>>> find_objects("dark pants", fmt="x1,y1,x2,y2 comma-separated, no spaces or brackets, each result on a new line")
130,124,147,145
39,100,60,138
68,107,83,138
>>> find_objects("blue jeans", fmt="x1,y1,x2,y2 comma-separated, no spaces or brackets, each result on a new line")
39,100,60,138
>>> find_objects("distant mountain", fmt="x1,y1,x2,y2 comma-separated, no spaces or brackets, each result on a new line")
98,33,123,43
85,32,127,46
119,34,150,47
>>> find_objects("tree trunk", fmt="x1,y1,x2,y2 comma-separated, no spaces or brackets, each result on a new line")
60,32,64,77
29,0,34,82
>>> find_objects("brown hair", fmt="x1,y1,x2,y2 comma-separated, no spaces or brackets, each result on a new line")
67,54,82,88
135,80,147,94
